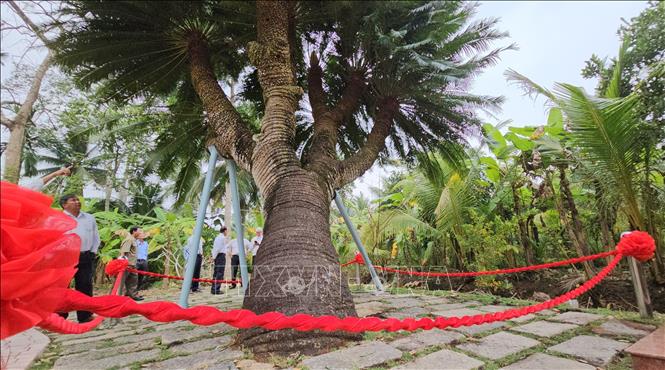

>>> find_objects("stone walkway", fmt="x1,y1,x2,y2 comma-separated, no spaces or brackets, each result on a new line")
27,287,662,370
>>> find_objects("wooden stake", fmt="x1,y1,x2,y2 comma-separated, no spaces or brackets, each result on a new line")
627,256,653,318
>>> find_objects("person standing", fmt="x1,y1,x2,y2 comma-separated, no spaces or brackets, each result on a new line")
210,226,229,294
250,227,263,258
120,227,144,301
184,234,204,293
135,230,149,291
228,236,251,289
59,194,101,323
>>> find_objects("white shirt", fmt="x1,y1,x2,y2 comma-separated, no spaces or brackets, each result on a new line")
212,234,228,258
19,177,44,191
64,210,101,253
183,236,204,261
228,238,251,256
250,235,263,256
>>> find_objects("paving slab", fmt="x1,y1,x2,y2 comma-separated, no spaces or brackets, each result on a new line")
144,348,242,369
390,330,464,351
301,341,402,369
55,349,161,370
386,297,423,308
509,314,536,323
499,353,595,370
237,359,276,370
53,340,156,367
57,329,138,346
592,319,655,338
1,329,50,370
453,321,507,336
511,321,578,338
386,306,430,319
392,349,483,370
429,303,474,312
476,305,513,313
457,332,540,360
548,335,629,366
535,309,557,316
549,311,602,325
160,324,231,345
356,301,391,317
432,308,483,318
419,296,450,304
169,335,233,354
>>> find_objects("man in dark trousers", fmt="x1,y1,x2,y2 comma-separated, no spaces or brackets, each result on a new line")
120,226,144,301
210,226,229,294
59,194,101,323
184,234,204,292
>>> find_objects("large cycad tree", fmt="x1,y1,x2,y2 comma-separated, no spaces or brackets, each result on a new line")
54,1,509,355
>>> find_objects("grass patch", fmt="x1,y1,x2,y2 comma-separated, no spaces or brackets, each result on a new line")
28,343,63,370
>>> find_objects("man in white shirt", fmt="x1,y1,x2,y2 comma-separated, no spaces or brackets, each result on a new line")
210,226,229,294
184,234,204,293
59,193,101,323
250,228,263,257
227,236,252,288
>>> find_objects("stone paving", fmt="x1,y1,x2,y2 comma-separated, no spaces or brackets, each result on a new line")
25,287,661,370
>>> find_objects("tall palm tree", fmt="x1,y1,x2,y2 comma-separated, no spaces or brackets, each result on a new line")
506,60,665,281
53,1,510,354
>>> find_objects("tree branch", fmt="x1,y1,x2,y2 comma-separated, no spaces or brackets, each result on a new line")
329,71,366,124
334,98,399,189
307,52,327,122
187,34,255,172
7,1,50,45
1,112,14,130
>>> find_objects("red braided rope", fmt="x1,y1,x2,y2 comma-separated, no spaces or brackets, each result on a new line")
38,269,126,333
345,250,617,277
126,268,241,285
37,254,621,334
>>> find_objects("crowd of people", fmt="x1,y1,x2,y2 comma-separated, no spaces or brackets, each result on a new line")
20,166,263,324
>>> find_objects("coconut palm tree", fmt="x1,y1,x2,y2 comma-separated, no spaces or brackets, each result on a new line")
53,1,510,354
506,59,665,281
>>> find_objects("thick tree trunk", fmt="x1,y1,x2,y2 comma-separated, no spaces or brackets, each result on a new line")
239,172,359,357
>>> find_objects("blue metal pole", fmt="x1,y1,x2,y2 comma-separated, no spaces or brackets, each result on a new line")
334,192,384,292
227,159,250,293
178,146,218,307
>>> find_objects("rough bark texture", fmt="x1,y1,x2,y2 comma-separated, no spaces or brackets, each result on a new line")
237,2,360,357
180,0,397,356
2,51,52,183
187,34,255,172
239,172,359,357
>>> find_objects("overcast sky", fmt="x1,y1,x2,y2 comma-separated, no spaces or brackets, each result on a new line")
354,0,647,198
1,1,648,201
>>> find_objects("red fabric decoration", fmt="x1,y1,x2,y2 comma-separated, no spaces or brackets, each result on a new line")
616,231,655,262
39,254,622,334
0,181,80,340
105,259,129,276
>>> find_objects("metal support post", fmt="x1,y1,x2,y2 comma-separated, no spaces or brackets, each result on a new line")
227,159,250,293
334,192,384,292
179,146,218,307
